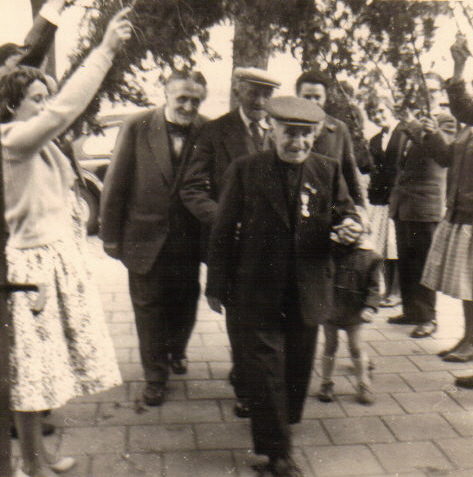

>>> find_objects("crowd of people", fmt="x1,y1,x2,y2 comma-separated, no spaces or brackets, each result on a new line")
3,3,473,477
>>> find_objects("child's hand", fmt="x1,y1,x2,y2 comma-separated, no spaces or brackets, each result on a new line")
361,307,376,323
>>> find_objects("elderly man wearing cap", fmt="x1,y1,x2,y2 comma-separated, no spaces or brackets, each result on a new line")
180,66,280,419
206,97,361,477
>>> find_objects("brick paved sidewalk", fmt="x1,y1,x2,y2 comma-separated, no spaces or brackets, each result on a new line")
13,237,473,477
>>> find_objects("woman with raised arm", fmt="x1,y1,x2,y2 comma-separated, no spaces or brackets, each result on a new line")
0,9,131,477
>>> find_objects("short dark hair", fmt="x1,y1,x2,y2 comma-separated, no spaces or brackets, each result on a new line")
0,66,48,123
165,70,207,89
425,71,444,89
364,95,393,119
0,43,25,67
295,70,330,95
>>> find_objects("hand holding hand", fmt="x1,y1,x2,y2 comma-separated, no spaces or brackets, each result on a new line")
332,218,363,245
207,296,223,314
101,8,132,55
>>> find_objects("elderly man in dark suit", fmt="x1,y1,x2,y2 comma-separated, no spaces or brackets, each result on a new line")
206,97,361,477
295,70,364,206
100,70,207,406
180,67,280,418
386,72,457,339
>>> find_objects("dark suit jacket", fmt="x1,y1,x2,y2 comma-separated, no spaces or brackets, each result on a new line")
206,151,359,327
367,124,405,205
389,114,457,222
314,115,363,205
100,107,206,274
180,109,268,226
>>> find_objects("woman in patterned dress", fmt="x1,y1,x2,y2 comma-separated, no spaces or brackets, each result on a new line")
0,10,131,477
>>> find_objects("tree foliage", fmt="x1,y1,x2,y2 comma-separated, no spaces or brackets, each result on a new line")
65,0,469,136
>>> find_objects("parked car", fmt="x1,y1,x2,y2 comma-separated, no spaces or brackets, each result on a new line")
72,114,127,234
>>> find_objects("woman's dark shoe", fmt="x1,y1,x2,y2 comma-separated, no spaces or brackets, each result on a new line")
455,375,473,389
269,457,304,477
410,321,437,338
317,382,334,403
438,340,466,357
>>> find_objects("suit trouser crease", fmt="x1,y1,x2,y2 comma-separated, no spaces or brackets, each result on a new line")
128,249,200,383
395,220,437,323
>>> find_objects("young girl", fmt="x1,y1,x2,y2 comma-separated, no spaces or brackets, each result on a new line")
318,220,382,405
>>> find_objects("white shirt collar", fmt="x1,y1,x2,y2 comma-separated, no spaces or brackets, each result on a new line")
238,107,269,131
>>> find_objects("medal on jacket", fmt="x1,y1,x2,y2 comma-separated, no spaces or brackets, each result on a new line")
301,192,310,217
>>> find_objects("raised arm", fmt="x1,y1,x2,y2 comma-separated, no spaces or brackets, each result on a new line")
20,0,66,68
2,8,131,157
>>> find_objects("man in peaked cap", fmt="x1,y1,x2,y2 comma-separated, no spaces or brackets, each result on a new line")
180,66,281,419
205,97,361,477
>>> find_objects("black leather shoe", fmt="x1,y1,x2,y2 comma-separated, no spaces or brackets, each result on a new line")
443,349,473,363
410,321,437,338
269,457,304,477
234,399,250,418
143,382,166,406
170,357,188,375
10,421,55,439
388,314,419,325
455,375,473,389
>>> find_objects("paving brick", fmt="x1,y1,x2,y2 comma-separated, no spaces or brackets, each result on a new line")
161,400,221,424
436,437,473,470
208,361,232,380
201,332,230,347
129,424,196,452
112,332,139,348
370,441,453,474
187,345,231,362
119,362,145,382
107,322,134,336
164,450,237,477
382,413,457,441
304,445,384,476
194,422,252,449
400,371,456,392
338,392,405,417
292,419,332,446
91,452,163,477
408,354,469,372
368,356,420,373
59,425,126,454
302,397,347,419
168,361,210,381
446,386,473,411
366,373,411,393
72,384,127,403
441,410,473,436
322,416,395,445
392,390,463,414
50,402,98,427
96,401,162,426
186,379,234,399
370,340,425,356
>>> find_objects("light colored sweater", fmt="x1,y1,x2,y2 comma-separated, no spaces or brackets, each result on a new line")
1,47,113,249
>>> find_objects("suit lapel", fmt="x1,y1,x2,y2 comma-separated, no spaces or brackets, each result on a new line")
259,154,291,229
146,107,173,185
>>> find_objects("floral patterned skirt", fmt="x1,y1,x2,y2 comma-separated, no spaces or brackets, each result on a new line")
7,237,122,411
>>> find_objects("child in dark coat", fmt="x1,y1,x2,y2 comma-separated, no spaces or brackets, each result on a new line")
318,220,383,405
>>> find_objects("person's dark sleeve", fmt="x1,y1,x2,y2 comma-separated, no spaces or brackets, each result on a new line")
20,15,57,68
446,79,473,126
205,161,243,303
332,160,360,225
340,122,364,206
180,127,219,226
99,118,136,248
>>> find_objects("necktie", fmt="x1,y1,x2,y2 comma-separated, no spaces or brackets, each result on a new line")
249,121,264,152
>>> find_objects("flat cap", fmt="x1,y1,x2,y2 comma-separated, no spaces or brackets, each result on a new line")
266,96,325,125
233,67,281,88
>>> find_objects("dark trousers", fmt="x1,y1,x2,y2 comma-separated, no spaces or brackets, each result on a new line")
395,220,437,323
226,306,250,401
234,304,318,459
128,244,200,384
